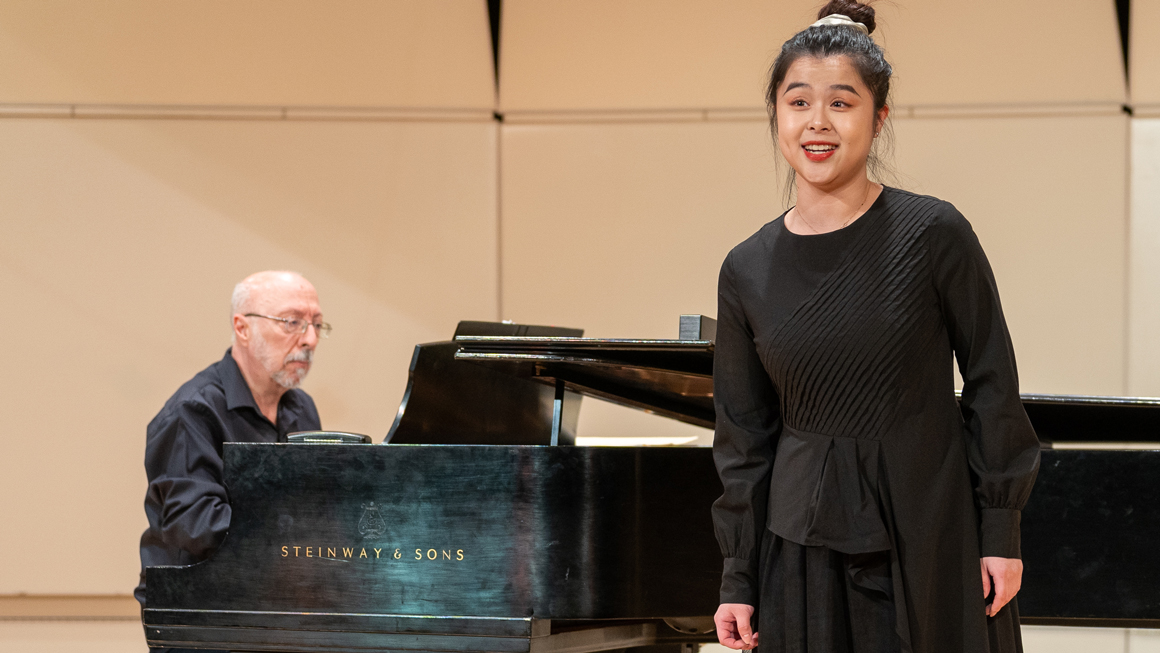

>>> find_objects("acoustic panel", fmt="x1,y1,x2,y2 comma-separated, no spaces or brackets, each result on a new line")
499,0,1125,112
501,120,784,338
891,113,1128,395
1018,626,1128,653
0,0,495,108
500,0,816,112
0,621,148,653
1132,0,1160,106
1129,118,1160,396
880,0,1125,107
1130,629,1160,651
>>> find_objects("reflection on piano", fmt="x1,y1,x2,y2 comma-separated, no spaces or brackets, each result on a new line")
144,318,1160,651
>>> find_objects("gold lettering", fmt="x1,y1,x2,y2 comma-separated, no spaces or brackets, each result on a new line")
427,549,437,560
374,548,382,559
343,547,354,558
306,547,313,558
457,549,464,561
294,546,301,557
442,550,451,560
327,547,336,558
415,549,423,560
281,546,289,558
360,548,368,558
394,548,401,559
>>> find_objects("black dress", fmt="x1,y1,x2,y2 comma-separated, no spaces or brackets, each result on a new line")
711,187,1040,653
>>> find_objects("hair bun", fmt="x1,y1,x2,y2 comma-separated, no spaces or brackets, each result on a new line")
817,0,876,34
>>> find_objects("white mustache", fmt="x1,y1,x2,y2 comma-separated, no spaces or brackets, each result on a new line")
284,349,314,365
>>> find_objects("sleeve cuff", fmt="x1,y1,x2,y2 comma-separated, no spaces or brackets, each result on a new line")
720,556,759,605
979,508,1021,559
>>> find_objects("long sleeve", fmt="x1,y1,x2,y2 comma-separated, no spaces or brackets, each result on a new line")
143,401,232,560
712,253,782,605
929,209,1040,559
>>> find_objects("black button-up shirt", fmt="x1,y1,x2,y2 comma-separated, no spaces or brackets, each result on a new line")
136,349,320,604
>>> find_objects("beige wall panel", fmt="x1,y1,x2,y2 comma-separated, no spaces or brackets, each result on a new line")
722,628,1134,653
892,114,1127,395
0,621,147,653
1129,118,1160,396
0,0,494,108
501,120,782,336
500,0,815,111
501,120,783,440
879,1,1124,107
708,628,1137,653
499,0,1124,112
576,400,712,443
1132,628,1160,652
1021,626,1127,653
0,118,497,593
1132,1,1160,106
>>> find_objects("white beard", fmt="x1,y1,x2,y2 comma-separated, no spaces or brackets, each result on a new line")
252,329,313,390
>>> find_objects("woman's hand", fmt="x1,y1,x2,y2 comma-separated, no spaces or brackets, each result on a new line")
714,603,758,650
980,557,1023,617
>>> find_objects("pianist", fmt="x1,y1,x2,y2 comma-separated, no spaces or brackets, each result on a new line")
135,270,326,618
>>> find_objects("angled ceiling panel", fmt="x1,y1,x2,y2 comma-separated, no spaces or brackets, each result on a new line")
0,0,495,108
499,0,1126,112
881,0,1125,107
500,0,814,111
1132,0,1160,106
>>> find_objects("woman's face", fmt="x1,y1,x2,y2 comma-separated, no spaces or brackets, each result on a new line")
775,55,887,192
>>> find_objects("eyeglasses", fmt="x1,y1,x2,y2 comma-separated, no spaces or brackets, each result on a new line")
245,313,332,338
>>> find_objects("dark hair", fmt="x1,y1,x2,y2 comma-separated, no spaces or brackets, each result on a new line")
767,0,896,196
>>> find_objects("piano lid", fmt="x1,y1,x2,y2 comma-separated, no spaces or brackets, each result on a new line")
454,317,715,429
385,316,715,445
1018,394,1160,443
385,321,587,446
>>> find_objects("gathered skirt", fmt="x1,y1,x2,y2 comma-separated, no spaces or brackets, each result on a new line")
757,533,901,653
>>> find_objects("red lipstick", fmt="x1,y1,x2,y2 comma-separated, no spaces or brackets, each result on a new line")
802,141,838,161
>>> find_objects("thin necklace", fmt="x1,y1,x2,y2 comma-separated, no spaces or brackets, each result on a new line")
793,182,873,234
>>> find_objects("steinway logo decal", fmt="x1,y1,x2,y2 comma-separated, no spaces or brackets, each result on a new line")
280,546,465,562
278,498,465,562
358,502,386,538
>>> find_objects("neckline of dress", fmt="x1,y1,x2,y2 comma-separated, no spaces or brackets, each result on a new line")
780,186,891,239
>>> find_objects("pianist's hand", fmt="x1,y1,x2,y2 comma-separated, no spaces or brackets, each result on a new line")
714,603,758,650
981,556,1023,618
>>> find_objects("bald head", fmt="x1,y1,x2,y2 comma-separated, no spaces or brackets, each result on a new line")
231,271,315,319
229,271,323,400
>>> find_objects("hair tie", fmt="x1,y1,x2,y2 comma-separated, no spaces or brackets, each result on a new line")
810,14,869,36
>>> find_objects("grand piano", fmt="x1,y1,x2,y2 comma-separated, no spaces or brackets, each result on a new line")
144,318,1160,651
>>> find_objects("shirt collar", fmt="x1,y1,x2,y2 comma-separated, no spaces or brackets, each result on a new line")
220,348,304,423
221,348,263,413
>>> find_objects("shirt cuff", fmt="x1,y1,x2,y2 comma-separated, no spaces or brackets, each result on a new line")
720,556,759,605
979,508,1021,559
